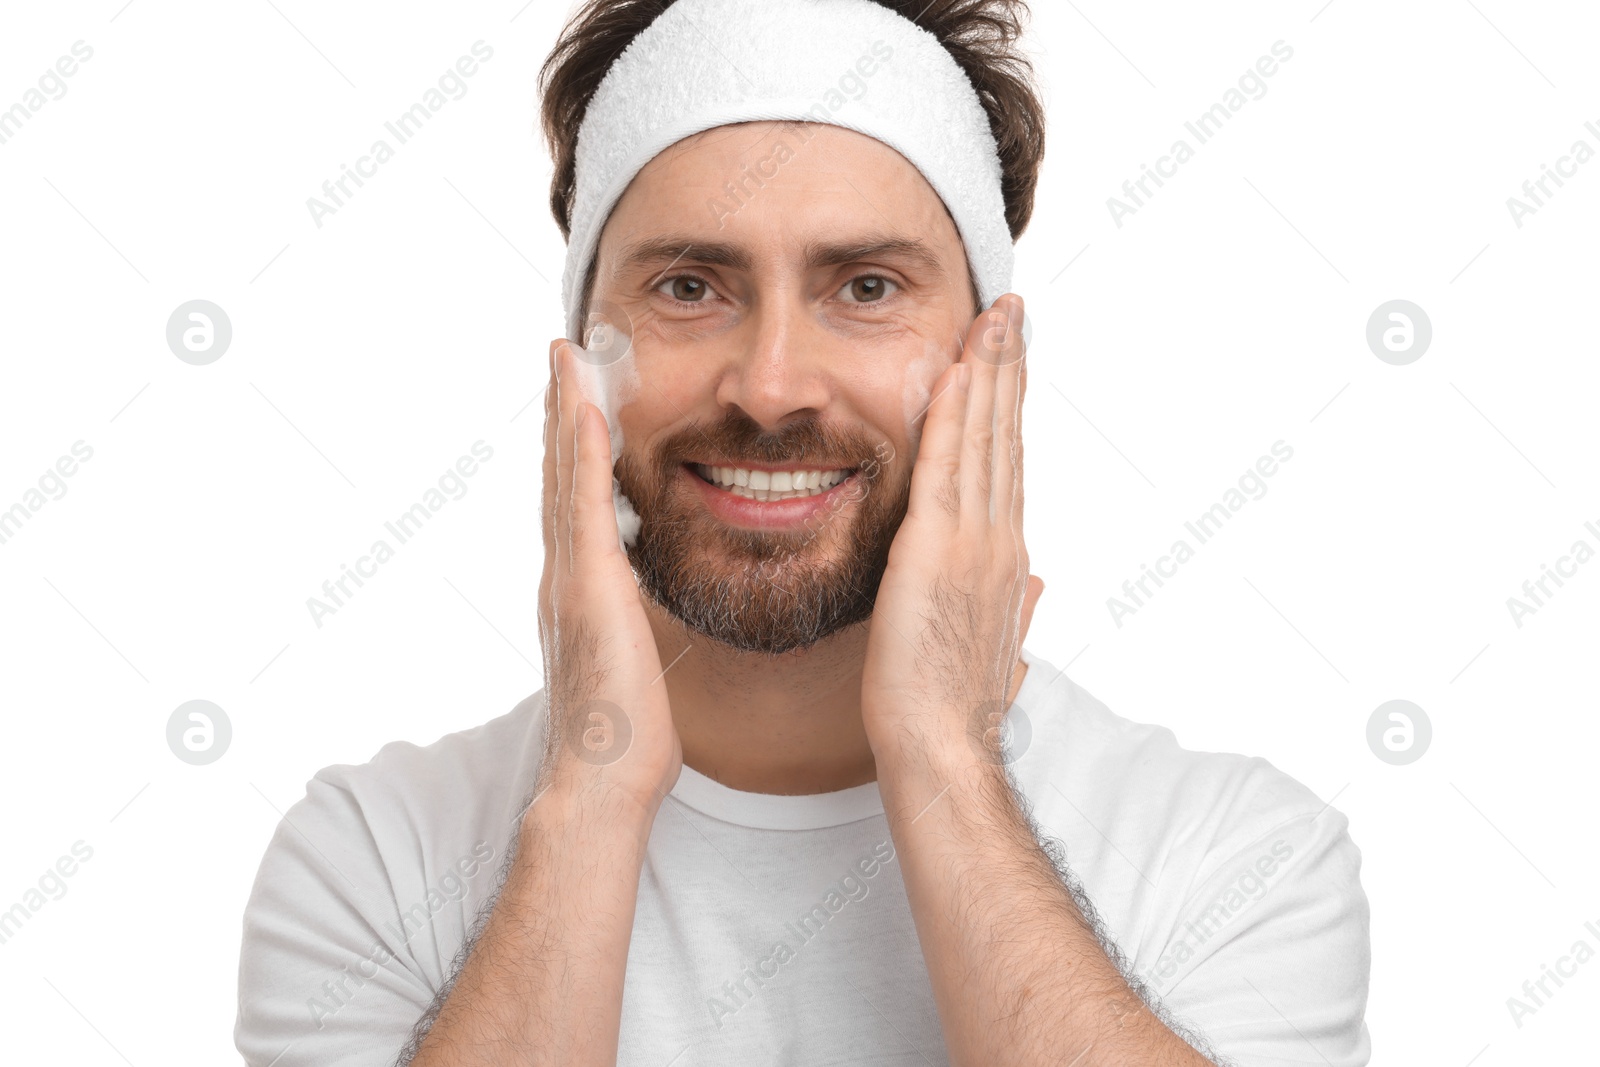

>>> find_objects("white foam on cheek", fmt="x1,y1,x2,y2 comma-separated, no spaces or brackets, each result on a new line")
613,487,642,547
568,343,645,548
902,335,953,455
903,349,935,432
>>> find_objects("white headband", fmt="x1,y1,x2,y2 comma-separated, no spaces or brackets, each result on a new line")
559,0,1015,343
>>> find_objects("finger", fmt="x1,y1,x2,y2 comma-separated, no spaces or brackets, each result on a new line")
539,339,564,650
569,396,624,564
906,355,970,526
991,295,1026,526
554,341,580,578
542,339,562,555
985,301,1027,681
1018,573,1044,648
960,300,1007,529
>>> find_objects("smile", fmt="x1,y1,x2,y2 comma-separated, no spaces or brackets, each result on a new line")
687,462,856,503
680,460,863,530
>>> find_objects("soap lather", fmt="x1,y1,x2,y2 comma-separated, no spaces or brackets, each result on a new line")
568,329,644,550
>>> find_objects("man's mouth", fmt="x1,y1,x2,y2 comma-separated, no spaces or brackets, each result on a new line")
686,462,856,502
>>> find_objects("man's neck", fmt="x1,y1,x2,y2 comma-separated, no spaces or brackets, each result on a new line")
642,597,1028,795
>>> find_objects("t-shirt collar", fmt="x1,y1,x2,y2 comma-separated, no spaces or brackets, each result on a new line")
664,645,1049,830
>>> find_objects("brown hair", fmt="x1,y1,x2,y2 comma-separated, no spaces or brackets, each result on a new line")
537,0,1047,246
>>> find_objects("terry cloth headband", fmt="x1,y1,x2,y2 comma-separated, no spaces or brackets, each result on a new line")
559,0,1015,344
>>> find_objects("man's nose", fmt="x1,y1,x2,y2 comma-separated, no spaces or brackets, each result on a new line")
712,297,834,429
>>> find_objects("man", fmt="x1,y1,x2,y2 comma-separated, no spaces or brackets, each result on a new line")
236,1,1371,1064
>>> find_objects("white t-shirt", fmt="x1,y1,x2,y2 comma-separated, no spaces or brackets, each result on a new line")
234,646,1371,1066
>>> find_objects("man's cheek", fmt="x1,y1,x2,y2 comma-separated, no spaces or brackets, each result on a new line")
901,328,964,437
892,345,935,461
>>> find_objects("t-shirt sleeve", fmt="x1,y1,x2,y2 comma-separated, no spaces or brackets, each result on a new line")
1145,807,1372,1067
233,766,483,1067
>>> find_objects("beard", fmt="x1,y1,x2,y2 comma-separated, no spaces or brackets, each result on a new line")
615,410,909,656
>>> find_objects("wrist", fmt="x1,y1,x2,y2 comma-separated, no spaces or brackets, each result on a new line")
871,724,1017,822
524,760,662,851
867,715,980,781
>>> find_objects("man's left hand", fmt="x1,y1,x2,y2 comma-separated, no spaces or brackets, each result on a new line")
861,292,1044,763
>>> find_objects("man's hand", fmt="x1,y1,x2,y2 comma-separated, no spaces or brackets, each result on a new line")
537,337,683,817
399,339,679,1067
860,293,1043,763
858,298,1220,1066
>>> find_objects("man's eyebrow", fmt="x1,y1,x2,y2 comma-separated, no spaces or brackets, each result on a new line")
618,236,750,278
806,236,948,276
616,234,948,279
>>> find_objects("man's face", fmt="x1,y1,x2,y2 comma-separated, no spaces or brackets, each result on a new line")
585,120,978,656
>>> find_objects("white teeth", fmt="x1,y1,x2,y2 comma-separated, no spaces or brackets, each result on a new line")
693,463,852,501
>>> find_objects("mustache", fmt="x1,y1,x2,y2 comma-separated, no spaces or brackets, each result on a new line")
658,410,885,470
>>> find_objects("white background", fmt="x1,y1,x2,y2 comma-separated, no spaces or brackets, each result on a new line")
1,0,1595,1063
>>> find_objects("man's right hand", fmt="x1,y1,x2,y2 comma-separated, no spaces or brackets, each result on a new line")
398,338,677,1067
535,337,683,822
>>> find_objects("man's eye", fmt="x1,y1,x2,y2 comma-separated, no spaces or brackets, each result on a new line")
840,275,898,303
656,275,713,304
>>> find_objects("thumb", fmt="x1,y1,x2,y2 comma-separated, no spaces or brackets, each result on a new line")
1018,574,1045,647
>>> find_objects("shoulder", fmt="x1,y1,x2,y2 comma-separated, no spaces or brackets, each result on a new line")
298,690,548,842
1012,651,1334,854
1007,648,1365,943
235,692,549,1066
241,689,550,980
1007,649,1370,1063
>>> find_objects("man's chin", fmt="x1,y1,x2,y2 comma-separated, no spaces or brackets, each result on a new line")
619,464,906,655
629,534,882,656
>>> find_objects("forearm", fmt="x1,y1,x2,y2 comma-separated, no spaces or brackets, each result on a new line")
403,775,654,1066
877,741,1214,1067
